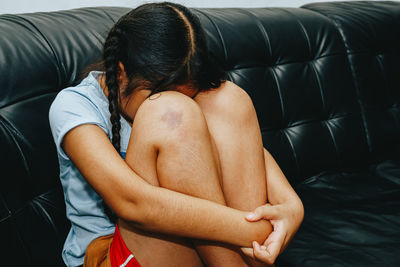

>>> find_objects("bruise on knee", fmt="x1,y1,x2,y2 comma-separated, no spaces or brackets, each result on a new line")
161,109,183,130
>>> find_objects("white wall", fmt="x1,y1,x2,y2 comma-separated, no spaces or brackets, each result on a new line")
0,0,397,14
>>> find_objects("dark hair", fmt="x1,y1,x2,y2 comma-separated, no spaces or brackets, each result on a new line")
103,2,226,152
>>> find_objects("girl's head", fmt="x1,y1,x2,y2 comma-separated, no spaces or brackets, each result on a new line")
103,2,226,152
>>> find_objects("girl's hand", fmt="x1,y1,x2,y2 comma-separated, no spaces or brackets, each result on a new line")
241,202,303,265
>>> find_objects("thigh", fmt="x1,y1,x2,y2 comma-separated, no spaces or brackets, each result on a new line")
195,85,269,267
203,116,267,211
118,96,204,267
195,82,267,212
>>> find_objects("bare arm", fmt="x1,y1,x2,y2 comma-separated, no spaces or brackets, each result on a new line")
264,147,304,247
243,148,304,264
62,123,270,247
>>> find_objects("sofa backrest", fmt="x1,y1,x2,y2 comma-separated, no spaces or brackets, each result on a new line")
194,7,372,184
304,1,400,164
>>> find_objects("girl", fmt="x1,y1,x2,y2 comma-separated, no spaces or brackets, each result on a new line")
49,2,303,266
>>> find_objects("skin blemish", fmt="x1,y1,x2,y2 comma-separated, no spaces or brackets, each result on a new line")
161,109,183,130
149,93,162,100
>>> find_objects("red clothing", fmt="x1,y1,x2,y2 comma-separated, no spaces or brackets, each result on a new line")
84,225,141,267
110,225,141,267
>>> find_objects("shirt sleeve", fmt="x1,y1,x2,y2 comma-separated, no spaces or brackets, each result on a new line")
49,89,108,160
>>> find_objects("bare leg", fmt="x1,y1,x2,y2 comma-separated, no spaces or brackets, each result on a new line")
194,81,268,266
121,89,268,266
120,91,254,266
119,92,203,267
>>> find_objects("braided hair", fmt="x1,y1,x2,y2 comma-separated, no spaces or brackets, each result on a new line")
103,27,123,152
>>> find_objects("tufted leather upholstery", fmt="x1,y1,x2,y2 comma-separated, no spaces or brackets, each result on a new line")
0,2,399,266
304,1,400,164
194,7,370,184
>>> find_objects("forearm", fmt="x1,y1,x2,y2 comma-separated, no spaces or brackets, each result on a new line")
64,125,270,247
263,148,304,246
264,148,303,209
238,149,304,264
121,182,271,247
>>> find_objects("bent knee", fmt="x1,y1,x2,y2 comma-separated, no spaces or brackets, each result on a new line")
132,91,207,142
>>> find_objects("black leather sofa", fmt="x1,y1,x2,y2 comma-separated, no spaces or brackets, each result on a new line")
1,1,399,266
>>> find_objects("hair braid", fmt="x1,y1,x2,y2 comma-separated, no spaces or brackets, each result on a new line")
104,27,123,152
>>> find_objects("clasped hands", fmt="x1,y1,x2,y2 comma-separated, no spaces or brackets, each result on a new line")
241,200,304,265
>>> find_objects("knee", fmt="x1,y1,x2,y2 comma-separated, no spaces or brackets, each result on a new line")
132,91,207,144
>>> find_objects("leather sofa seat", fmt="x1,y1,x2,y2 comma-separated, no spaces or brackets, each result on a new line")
279,159,400,266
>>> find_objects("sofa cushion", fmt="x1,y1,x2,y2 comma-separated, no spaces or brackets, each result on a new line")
278,159,400,266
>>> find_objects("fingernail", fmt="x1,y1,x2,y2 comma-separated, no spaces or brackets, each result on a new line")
246,213,255,220
261,245,267,250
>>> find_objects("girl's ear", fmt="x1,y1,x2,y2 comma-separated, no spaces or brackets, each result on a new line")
118,61,126,74
118,61,128,89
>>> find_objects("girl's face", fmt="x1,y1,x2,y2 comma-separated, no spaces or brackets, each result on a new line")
98,69,151,124
116,61,198,123
119,87,151,124
113,62,152,124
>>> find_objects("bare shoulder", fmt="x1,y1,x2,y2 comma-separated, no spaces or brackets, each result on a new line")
194,80,254,117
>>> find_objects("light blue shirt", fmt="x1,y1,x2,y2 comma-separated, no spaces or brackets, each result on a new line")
49,71,132,267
